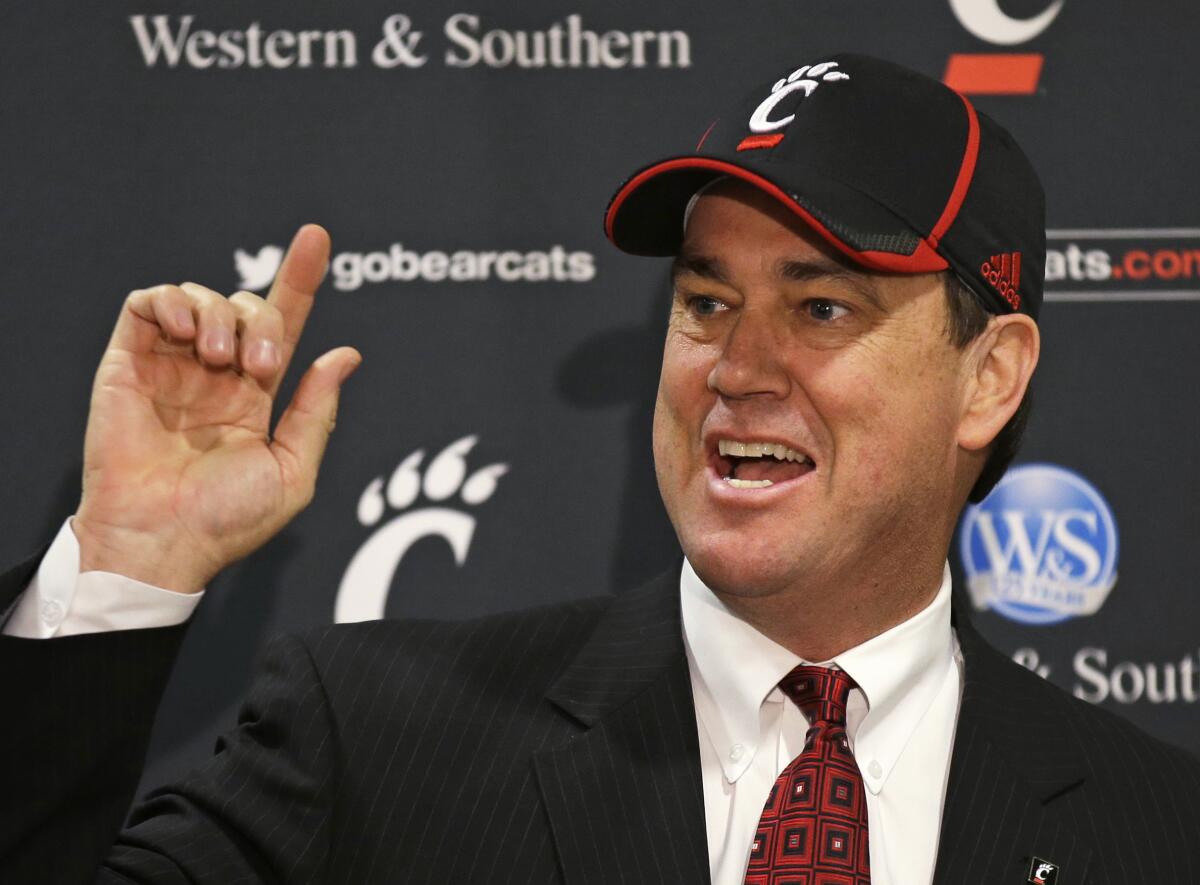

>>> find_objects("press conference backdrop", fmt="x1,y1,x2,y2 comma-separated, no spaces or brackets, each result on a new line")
2,0,1197,791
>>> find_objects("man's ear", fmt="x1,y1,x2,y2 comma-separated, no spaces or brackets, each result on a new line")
958,314,1040,452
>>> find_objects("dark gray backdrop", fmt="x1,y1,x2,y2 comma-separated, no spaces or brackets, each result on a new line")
1,0,1196,792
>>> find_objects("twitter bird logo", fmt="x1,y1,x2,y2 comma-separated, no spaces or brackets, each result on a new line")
235,245,284,291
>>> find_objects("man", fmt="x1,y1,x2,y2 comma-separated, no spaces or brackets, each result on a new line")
2,53,1198,885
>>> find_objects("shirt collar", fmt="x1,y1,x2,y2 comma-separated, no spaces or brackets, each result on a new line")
681,559,799,782
680,558,955,789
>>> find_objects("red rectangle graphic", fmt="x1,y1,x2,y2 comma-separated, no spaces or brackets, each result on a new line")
736,133,785,152
943,53,1043,95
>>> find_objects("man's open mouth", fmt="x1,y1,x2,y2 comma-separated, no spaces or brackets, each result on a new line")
712,439,816,489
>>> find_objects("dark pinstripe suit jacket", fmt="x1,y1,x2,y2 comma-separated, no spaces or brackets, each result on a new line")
2,551,1199,885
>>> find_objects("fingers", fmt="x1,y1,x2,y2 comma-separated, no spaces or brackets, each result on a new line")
179,283,238,368
112,284,197,353
266,224,331,394
229,290,284,381
115,282,237,367
112,282,289,384
182,283,289,383
110,223,329,384
271,347,363,508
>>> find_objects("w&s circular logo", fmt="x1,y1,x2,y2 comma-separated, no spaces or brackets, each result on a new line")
959,463,1119,625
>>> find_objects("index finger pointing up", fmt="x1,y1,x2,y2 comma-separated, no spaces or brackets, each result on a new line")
267,223,332,394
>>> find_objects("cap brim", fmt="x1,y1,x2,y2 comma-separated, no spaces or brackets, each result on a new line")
605,156,950,274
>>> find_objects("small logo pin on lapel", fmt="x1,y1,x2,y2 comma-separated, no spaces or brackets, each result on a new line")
1028,856,1059,884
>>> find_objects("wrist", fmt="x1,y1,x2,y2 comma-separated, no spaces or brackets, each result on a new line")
71,514,212,595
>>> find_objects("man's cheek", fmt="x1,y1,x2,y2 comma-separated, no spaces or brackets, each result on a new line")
850,447,891,498
652,393,689,492
832,407,904,497
655,354,710,441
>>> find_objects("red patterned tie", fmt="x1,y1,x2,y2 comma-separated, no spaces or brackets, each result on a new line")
744,666,871,885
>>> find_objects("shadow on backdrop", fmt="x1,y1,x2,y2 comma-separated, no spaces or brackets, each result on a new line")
38,465,82,550
558,269,680,593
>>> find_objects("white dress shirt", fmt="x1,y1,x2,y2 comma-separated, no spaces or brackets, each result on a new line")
3,518,200,638
681,559,963,885
6,521,962,885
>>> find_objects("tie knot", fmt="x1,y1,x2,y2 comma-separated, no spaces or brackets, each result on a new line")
778,665,854,724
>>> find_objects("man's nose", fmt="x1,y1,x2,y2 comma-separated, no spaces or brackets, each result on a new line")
706,306,791,399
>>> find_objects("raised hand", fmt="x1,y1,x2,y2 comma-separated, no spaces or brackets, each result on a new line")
73,225,361,593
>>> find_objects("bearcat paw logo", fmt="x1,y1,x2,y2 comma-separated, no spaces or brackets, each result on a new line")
334,435,508,623
749,60,851,133
769,61,850,95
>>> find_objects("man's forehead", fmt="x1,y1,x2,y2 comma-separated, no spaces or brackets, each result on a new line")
680,180,864,266
674,183,890,304
674,250,856,282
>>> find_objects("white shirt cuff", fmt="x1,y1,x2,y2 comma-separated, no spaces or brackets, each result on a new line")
3,517,203,638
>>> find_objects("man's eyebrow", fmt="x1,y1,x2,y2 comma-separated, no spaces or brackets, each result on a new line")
672,253,729,285
776,258,885,309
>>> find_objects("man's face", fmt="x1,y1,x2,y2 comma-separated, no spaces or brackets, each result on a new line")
653,180,975,600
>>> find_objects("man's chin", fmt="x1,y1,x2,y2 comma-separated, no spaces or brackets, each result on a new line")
682,534,808,600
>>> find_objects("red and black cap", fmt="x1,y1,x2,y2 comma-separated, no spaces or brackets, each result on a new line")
605,52,1045,319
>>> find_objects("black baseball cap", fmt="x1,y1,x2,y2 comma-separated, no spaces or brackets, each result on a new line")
605,52,1045,319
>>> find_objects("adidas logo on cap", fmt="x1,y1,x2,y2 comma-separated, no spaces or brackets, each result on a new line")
981,251,1022,311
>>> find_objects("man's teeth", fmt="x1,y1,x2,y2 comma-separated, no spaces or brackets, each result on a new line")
717,439,812,463
725,478,773,489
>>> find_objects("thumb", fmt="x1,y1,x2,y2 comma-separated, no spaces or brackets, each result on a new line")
271,346,362,508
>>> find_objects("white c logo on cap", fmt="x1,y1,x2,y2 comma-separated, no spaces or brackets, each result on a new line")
749,80,818,132
949,0,1064,46
748,61,850,133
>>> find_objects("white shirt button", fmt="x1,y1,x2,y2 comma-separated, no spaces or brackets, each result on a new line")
729,743,746,762
41,599,65,628
867,759,883,779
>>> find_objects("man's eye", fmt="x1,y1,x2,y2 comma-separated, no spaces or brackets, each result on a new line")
806,299,849,322
688,295,724,316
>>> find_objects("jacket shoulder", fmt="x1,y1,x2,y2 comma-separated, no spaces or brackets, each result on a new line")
293,594,614,710
967,630,1200,807
1049,671,1200,793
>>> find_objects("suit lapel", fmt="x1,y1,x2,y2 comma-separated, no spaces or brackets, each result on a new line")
534,567,711,885
934,607,1094,885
